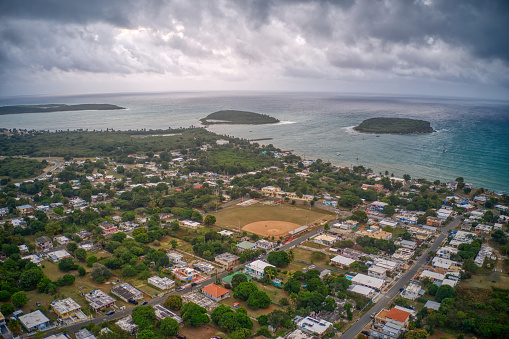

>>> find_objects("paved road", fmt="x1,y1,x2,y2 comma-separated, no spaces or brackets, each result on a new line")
35,158,62,180
341,216,462,339
56,224,325,334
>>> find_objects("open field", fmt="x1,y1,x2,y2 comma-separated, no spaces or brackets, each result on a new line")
461,272,509,289
213,204,333,232
220,296,284,318
242,220,301,237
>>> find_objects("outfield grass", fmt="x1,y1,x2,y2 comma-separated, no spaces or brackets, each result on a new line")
213,204,333,230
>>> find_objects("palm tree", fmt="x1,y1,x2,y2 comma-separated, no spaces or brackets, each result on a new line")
288,249,295,262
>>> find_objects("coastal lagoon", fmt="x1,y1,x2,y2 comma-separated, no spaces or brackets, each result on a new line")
0,92,508,193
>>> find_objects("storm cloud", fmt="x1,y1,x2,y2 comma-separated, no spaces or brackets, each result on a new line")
1,0,508,98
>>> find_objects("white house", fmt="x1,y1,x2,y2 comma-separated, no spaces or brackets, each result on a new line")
244,260,275,279
330,255,356,268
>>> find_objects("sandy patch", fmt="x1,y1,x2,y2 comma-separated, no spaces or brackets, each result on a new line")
242,220,301,237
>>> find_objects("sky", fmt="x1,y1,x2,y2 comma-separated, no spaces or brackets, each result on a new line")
1,0,508,100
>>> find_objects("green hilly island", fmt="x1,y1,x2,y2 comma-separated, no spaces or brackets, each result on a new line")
0,104,125,115
200,110,279,125
354,117,435,134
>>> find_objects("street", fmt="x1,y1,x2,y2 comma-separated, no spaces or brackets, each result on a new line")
341,215,462,339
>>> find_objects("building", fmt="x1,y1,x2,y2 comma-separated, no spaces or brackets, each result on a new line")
368,201,389,212
295,316,333,336
75,230,93,241
53,236,70,246
0,207,9,217
356,228,392,240
426,217,441,227
111,283,143,302
330,255,356,268
172,267,197,282
261,186,281,196
19,310,51,332
47,249,72,263
244,260,276,279
35,236,53,251
51,298,87,322
395,213,417,225
419,270,445,282
340,248,366,260
313,234,337,246
179,220,201,229
347,284,376,298
371,307,412,339
218,230,234,237
436,246,458,259
400,281,422,300
18,244,29,253
351,273,385,290
147,276,175,290
201,283,230,301
373,258,400,272
44,334,70,339
214,252,240,268
17,204,34,215
475,224,493,233
153,304,182,324
400,240,417,250
236,241,257,253
255,239,275,250
332,220,358,230
193,262,215,274
432,257,461,270
222,272,252,286
424,300,441,311
75,329,97,339
167,252,185,264
99,222,119,235
392,248,414,261
85,290,116,312
182,292,219,312
368,266,388,279
115,315,138,333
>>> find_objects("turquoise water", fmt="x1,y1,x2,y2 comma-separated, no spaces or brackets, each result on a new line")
0,92,508,193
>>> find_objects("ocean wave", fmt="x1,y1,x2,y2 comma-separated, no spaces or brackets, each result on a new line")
276,120,297,125
343,125,359,134
435,128,449,133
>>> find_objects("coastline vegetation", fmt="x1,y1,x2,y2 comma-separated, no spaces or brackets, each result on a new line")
0,104,125,115
0,157,47,180
200,110,279,125
354,117,435,134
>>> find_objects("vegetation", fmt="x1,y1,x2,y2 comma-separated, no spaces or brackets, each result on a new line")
200,110,279,125
354,117,435,134
0,157,47,180
0,104,125,115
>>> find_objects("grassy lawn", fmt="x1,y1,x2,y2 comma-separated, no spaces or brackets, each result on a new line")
213,204,333,230
461,272,509,289
301,241,327,249
285,261,309,273
291,247,335,269
220,296,284,319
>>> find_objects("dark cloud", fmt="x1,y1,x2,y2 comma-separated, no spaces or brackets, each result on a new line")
0,0,508,97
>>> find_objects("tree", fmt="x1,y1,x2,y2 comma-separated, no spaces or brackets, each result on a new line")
58,257,77,271
136,329,157,339
283,278,301,294
86,255,98,267
435,285,457,302
427,283,438,296
231,274,248,289
66,242,78,253
58,274,76,286
75,248,87,262
0,290,11,301
91,263,112,282
170,239,178,249
257,314,268,325
180,302,209,327
158,317,179,336
267,251,290,267
404,329,428,339
403,174,411,181
77,266,86,276
203,215,216,226
163,295,182,311
233,282,258,301
247,291,271,310
132,305,156,330
11,291,28,307
211,305,233,324
266,309,290,329
264,266,277,280
0,303,14,316
383,205,396,217
351,210,368,224
122,265,137,277
19,268,44,291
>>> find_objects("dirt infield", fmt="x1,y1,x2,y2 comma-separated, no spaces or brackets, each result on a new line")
242,220,301,237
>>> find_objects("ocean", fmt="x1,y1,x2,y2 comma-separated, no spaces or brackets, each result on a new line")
0,92,508,193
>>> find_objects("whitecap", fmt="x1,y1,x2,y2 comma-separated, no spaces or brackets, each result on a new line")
276,121,297,125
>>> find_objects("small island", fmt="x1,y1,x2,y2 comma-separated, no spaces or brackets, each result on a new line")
200,110,279,125
0,104,125,115
354,117,435,134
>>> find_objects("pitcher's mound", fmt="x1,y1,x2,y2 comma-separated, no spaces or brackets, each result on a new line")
242,220,301,237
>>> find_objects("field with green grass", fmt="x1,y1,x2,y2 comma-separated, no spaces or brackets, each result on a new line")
213,204,333,230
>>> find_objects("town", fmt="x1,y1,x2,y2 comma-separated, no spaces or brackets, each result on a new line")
0,128,508,339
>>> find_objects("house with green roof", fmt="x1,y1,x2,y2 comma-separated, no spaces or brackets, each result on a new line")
236,241,257,253
222,272,252,287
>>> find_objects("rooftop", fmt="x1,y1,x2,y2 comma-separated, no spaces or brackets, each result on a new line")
19,310,50,329
201,283,229,298
51,297,81,315
386,307,411,323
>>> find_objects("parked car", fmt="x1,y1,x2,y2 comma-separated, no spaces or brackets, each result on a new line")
141,301,148,305
106,310,115,315
36,302,41,307
176,334,186,339
177,286,185,291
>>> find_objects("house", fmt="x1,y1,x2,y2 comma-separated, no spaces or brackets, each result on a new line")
17,204,34,215
436,246,458,259
214,253,240,268
85,290,116,312
115,315,138,333
222,272,252,286
172,267,196,282
147,276,175,290
332,220,358,230
18,244,29,253
367,201,389,212
419,270,445,282
53,236,70,246
0,207,9,217
424,300,441,311
437,208,454,220
218,230,234,237
244,260,276,279
182,291,219,312
400,240,417,250
47,249,72,263
313,234,337,246
193,262,215,274
75,329,97,339
153,304,182,324
347,284,376,298
51,298,87,322
395,213,417,225
392,248,414,261
201,283,230,301
179,220,201,229
111,283,143,302
330,255,356,268
340,248,366,260
75,230,93,241
371,307,412,339
373,258,400,272
400,281,422,300
19,310,51,332
35,236,53,251
295,316,333,336
99,222,119,235
368,266,388,279
22,254,41,266
432,257,461,270
261,186,281,196
352,273,385,290
255,239,275,250
167,252,185,264
236,241,257,253
475,224,493,233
